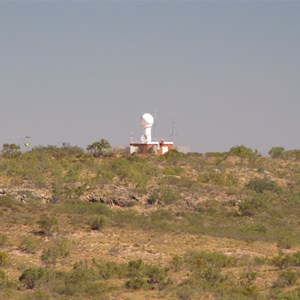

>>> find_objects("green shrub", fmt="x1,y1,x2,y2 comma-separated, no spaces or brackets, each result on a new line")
246,178,280,193
110,157,131,178
19,236,40,254
198,172,239,187
253,223,267,233
283,150,300,161
0,270,8,288
1,144,21,159
62,260,113,297
0,234,8,247
277,237,294,250
198,171,225,185
176,267,260,300
91,258,126,279
185,251,236,270
269,147,285,159
195,266,224,285
224,283,260,299
41,237,71,266
161,150,186,165
19,290,51,300
0,251,9,266
176,285,194,300
0,195,17,208
273,252,300,269
125,277,148,290
127,259,145,278
87,139,111,157
163,167,182,176
28,145,83,160
37,215,59,236
229,145,255,158
241,268,257,282
197,171,238,187
89,215,106,231
271,288,300,300
65,262,98,289
19,267,48,289
81,281,111,298
158,186,180,204
170,255,184,272
272,271,298,288
182,251,237,293
145,265,170,287
238,197,264,217
147,192,159,205
56,200,110,216
96,168,114,185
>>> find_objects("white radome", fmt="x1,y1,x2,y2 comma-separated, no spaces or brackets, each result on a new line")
140,113,154,128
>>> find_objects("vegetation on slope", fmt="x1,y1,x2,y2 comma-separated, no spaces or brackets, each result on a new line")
1,144,300,299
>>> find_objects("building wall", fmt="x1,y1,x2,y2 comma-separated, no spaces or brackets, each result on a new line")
130,143,157,154
130,142,174,155
156,143,174,155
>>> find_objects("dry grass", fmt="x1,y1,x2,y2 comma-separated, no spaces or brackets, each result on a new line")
1,149,300,299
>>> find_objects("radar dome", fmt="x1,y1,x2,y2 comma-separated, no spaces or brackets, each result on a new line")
140,113,154,128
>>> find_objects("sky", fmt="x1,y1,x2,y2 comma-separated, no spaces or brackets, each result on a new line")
0,1,299,154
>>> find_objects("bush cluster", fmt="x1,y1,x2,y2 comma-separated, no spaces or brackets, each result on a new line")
246,178,280,193
229,145,255,158
174,250,260,300
89,215,106,231
0,234,8,247
41,238,71,266
273,252,300,269
125,259,170,290
272,271,298,288
19,237,40,254
269,146,300,161
0,251,9,266
18,258,169,297
37,215,59,236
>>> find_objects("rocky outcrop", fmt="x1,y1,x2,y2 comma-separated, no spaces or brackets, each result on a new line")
0,187,51,203
87,193,140,207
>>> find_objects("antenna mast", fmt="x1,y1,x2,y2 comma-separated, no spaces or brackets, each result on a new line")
171,112,175,143
153,111,157,140
129,131,134,143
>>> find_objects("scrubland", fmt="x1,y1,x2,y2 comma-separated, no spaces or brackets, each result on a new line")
1,145,300,299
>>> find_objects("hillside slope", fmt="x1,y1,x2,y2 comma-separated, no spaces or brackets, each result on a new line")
1,146,300,299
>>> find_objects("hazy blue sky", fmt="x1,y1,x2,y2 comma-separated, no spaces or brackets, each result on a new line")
1,1,299,153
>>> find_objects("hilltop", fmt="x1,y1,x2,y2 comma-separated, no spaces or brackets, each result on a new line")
1,145,300,300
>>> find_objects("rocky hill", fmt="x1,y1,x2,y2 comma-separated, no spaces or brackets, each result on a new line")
0,145,300,299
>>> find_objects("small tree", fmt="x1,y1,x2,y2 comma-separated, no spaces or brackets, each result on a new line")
37,215,59,236
89,216,106,231
229,145,254,158
19,267,48,289
268,147,285,159
2,143,21,155
87,139,110,157
246,178,279,193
